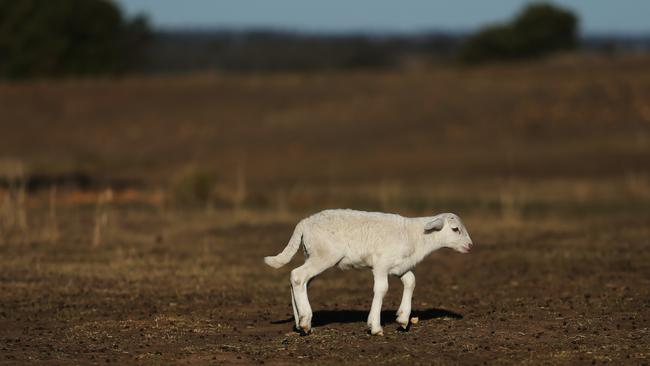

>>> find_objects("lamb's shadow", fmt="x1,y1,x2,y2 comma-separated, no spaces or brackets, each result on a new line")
271,308,462,327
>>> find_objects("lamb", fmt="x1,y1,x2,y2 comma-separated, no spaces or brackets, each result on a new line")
264,209,474,336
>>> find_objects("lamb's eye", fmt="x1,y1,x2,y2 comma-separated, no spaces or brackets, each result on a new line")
452,227,460,233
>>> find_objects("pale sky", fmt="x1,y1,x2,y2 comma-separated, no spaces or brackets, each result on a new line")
115,0,650,35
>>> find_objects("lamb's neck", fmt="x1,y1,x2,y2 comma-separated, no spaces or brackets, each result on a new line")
409,219,444,261
418,236,443,259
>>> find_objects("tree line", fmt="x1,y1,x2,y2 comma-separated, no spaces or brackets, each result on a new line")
0,1,590,79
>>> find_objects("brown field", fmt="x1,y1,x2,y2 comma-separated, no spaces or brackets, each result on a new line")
0,55,649,365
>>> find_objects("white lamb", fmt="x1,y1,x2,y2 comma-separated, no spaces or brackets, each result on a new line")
264,209,473,336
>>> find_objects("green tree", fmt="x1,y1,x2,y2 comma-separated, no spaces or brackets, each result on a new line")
0,0,151,79
460,2,578,63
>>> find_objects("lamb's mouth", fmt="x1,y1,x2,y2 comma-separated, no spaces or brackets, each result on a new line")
460,244,473,253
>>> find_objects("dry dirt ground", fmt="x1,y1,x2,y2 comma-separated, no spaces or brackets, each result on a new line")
0,204,648,365
0,55,649,364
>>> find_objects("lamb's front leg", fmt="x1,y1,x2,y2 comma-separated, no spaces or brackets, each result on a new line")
396,271,415,329
367,268,388,336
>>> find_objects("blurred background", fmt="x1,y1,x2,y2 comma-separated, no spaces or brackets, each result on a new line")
0,1,648,363
0,0,647,217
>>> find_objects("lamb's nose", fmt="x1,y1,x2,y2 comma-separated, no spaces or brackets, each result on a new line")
467,243,473,250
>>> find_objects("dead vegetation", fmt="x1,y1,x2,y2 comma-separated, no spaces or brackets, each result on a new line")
0,159,28,241
0,56,648,364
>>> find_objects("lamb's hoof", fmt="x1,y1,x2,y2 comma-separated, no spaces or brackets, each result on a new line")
396,311,410,330
299,326,312,336
370,328,384,336
397,320,409,330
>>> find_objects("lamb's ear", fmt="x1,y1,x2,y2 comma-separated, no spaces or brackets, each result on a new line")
424,218,444,232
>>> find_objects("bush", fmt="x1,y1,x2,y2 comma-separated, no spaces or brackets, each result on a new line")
0,0,151,79
460,2,578,63
171,167,217,207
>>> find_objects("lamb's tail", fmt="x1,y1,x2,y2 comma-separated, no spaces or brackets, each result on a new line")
264,222,304,269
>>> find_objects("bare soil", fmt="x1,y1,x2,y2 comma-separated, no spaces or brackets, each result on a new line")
0,205,648,365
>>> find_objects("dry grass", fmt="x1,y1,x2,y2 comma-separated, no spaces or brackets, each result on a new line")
92,189,113,247
0,159,28,241
44,185,59,243
0,55,648,364
0,55,647,192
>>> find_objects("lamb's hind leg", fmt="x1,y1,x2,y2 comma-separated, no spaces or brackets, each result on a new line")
396,271,415,329
290,254,338,334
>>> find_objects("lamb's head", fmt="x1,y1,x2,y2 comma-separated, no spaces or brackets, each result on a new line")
424,213,473,253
